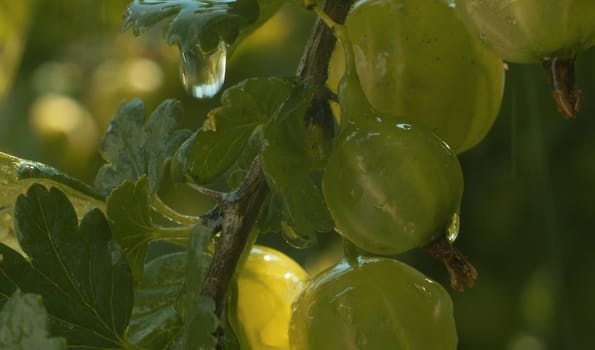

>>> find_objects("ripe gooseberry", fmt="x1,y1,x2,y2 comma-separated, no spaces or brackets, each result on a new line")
322,15,464,256
329,0,505,153
228,245,308,350
289,257,457,350
322,119,463,255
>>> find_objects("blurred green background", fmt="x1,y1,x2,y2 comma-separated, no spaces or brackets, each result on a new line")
1,1,595,349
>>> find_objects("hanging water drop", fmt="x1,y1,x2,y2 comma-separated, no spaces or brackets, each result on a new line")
446,212,460,243
179,40,227,99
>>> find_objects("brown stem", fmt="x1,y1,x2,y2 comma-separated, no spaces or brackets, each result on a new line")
200,157,268,315
200,206,224,231
542,58,582,118
424,236,478,292
199,0,355,328
297,0,352,82
299,0,353,133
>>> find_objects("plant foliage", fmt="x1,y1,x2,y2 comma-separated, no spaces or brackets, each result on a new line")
0,185,133,348
0,290,67,350
95,99,191,196
122,0,260,52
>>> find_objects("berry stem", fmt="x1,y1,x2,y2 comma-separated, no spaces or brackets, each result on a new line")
424,236,478,292
542,58,582,118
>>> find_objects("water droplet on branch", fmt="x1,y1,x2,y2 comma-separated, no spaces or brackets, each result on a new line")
179,40,227,99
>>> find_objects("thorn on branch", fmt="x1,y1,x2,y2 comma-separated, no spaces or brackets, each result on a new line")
200,206,224,231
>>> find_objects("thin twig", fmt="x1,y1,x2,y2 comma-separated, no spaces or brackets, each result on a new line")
152,195,200,225
187,182,226,202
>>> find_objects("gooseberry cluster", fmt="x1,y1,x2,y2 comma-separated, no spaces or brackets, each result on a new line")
3,0,593,349
226,0,595,348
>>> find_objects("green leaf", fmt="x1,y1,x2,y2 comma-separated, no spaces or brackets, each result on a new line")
183,296,219,350
106,176,192,284
0,184,133,349
172,77,294,184
256,191,286,235
0,290,67,350
177,226,213,317
126,252,186,350
261,84,334,247
95,99,191,196
179,226,218,350
225,128,264,189
122,0,259,53
126,226,216,350
0,151,104,255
